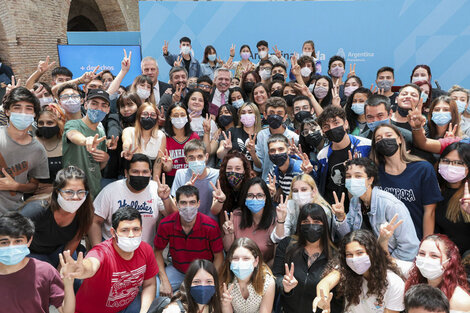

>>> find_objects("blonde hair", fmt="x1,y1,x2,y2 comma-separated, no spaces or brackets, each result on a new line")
448,85,469,102
238,102,262,133
134,102,160,151
289,174,332,213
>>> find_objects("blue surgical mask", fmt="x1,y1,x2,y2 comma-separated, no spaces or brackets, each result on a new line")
345,178,367,198
9,113,34,130
351,102,365,115
431,111,452,126
208,54,217,62
230,260,254,280
456,100,467,114
190,285,215,305
420,91,428,103
232,99,244,109
87,108,107,123
0,245,30,265
245,199,265,214
188,160,206,176
366,118,390,132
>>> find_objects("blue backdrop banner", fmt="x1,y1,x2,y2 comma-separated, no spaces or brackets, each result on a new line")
57,45,142,87
139,0,470,90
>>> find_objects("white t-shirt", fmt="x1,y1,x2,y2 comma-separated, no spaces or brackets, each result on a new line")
190,116,218,140
345,270,405,313
122,127,164,160
93,179,164,245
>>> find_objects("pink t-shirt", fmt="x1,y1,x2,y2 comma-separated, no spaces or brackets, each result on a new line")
0,258,64,313
166,132,199,177
75,239,158,313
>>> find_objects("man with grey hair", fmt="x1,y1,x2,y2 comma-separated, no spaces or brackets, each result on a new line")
141,56,171,104
208,68,232,115
158,66,189,111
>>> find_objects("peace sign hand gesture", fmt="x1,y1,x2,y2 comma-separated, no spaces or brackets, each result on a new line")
273,45,282,59
223,211,234,235
121,49,132,73
210,180,226,203
460,181,470,214
162,40,169,55
332,85,341,107
203,114,212,133
229,44,236,57
444,122,458,138
246,133,257,154
156,173,171,200
174,55,182,67
332,191,346,222
312,289,333,313
299,150,313,174
379,213,403,243
407,100,426,130
6,75,21,95
172,84,184,103
221,283,234,307
282,263,298,293
276,194,288,223
222,131,233,151
37,56,56,74
85,134,106,153
347,63,356,78
159,150,173,172
186,173,198,186
268,174,277,197
106,135,119,150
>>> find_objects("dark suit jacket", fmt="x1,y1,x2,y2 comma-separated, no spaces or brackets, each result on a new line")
158,80,171,97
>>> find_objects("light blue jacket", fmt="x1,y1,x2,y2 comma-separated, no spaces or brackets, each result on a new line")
335,187,419,261
164,53,201,78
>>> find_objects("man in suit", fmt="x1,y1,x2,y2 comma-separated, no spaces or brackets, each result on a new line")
208,68,231,116
141,56,171,104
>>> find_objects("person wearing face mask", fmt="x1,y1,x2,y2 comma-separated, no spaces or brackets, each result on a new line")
434,142,470,256
345,87,372,135
328,55,346,94
56,83,83,122
216,104,237,133
200,45,223,80
61,206,158,313
163,37,201,78
392,84,427,132
225,44,256,80
405,234,470,312
427,96,462,139
272,203,342,313
333,158,419,261
415,80,433,114
63,89,114,198
370,124,442,240
90,153,176,247
314,106,371,208
313,75,334,108
0,212,67,313
155,185,224,296
171,139,219,221
410,65,448,101
32,82,55,108
159,259,223,313
34,108,64,194
254,97,299,180
292,96,319,129
448,85,470,137
375,66,398,106
257,59,274,85
0,87,49,211
228,87,247,110
343,76,362,100
271,63,288,83
20,166,91,268
314,230,405,313
222,178,277,265
255,40,289,69
219,237,276,313
130,74,156,105
298,118,325,163
240,71,261,98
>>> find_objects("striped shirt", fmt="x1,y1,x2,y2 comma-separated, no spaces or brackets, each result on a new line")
154,212,223,273
268,157,304,196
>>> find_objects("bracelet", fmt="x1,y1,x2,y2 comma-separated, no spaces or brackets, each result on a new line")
230,55,235,57
277,219,285,224
217,199,225,203
161,196,170,201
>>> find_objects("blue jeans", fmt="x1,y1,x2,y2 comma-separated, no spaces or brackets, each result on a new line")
118,292,141,313
29,244,86,268
156,264,185,293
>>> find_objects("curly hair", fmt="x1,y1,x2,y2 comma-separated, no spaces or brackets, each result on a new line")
336,230,401,309
405,234,469,300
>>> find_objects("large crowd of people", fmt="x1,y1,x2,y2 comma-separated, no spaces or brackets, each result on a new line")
0,36,469,313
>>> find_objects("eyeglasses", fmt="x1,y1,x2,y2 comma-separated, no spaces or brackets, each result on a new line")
60,94,80,101
141,112,158,118
59,189,88,200
197,84,211,90
440,159,466,167
246,193,266,200
301,128,319,136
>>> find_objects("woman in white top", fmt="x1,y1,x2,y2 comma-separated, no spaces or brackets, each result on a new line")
122,102,165,179
220,237,275,313
314,229,405,313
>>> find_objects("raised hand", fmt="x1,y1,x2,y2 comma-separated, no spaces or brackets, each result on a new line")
229,44,236,57
282,263,298,293
85,134,106,153
174,55,182,67
121,145,138,161
294,82,312,97
157,173,171,200
288,137,300,156
312,288,333,313
159,150,173,172
186,173,198,186
162,40,169,55
223,211,234,235
222,131,233,151
273,45,282,59
276,194,288,223
221,283,234,307
210,180,226,203
172,84,184,103
379,213,403,244
106,135,119,150
203,114,212,133
121,49,132,73
0,168,18,191
246,133,257,154
217,56,225,66
332,191,346,221
299,150,313,174
291,54,301,78
444,122,458,138
332,85,341,107
37,56,56,74
460,181,470,214
79,65,100,84
6,75,21,95
369,84,378,94
407,101,426,129
59,250,85,279
347,63,356,78
32,84,46,99
223,58,233,70
268,173,277,197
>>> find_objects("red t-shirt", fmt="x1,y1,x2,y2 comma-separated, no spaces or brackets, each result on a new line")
166,132,200,177
154,212,223,273
75,239,158,313
0,258,64,313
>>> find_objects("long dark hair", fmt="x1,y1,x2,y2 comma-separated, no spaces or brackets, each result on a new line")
313,75,333,108
336,230,401,310
238,177,275,230
285,203,335,263
183,88,209,117
50,166,93,239
202,45,216,64
164,103,193,137
345,87,371,130
183,259,222,313
216,104,239,130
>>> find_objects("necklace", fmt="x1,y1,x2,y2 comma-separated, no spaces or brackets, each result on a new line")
42,140,60,152
197,305,207,313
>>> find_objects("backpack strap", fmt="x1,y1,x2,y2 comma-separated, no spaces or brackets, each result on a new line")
176,299,185,312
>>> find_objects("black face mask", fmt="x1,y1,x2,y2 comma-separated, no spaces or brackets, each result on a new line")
271,90,282,97
269,152,288,167
128,175,150,191
272,73,285,82
218,115,233,127
300,224,323,243
294,111,312,123
375,138,399,157
140,117,157,130
267,114,284,129
37,126,60,139
304,131,323,148
397,106,410,118
243,82,255,94
284,94,295,107
121,112,137,125
325,125,346,143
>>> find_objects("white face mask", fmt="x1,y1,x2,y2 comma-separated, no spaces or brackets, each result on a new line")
181,46,191,55
171,116,188,129
39,97,54,107
300,67,312,78
302,51,313,57
57,193,86,213
136,87,150,100
116,235,142,252
258,50,268,59
415,256,448,280
292,191,312,207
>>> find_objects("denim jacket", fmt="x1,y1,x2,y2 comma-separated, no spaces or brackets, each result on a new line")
164,53,201,78
335,187,419,261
